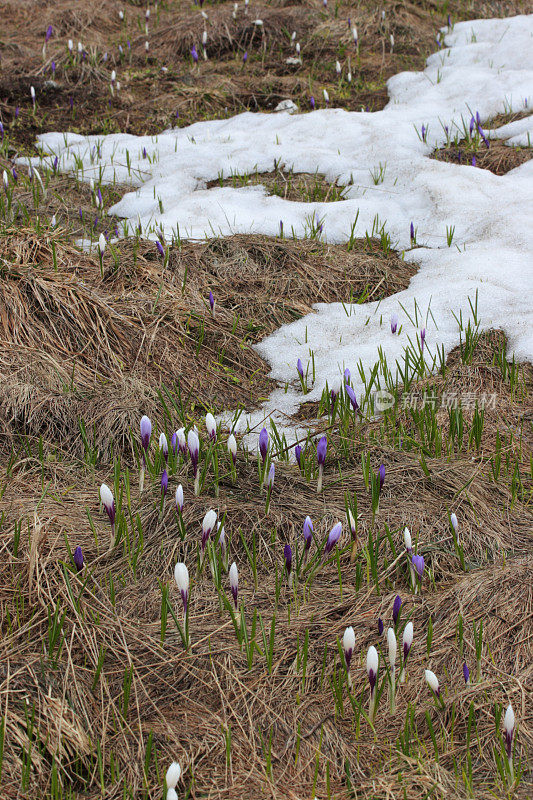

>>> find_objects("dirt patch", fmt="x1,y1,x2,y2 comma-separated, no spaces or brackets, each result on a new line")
433,138,532,175
206,167,346,202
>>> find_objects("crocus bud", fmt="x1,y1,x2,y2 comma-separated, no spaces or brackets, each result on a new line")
68,39,73,52
343,626,355,681
242,51,248,64
202,31,208,45
463,661,470,685
325,522,342,554
296,358,304,378
174,563,189,612
161,469,168,496
323,88,329,105
174,427,185,455
294,444,302,467
266,463,275,488
100,483,115,526
166,761,181,790
378,464,385,491
378,617,384,636
412,554,425,582
171,432,177,454
284,544,293,585
390,313,398,334
259,427,269,461
175,484,184,513
317,436,327,466
310,96,315,110
347,510,356,541
73,546,84,572
303,516,313,551
140,415,152,455
187,429,200,484
387,627,397,668
367,645,378,689
450,512,458,531
425,669,440,697
202,509,217,550
345,383,359,412
119,10,124,21
229,561,238,608
227,433,237,464
335,60,341,76
30,86,36,105
191,46,199,64
218,524,226,557
392,595,402,626
420,328,426,351
404,527,412,555
209,290,215,316
205,413,217,442
159,432,169,461
503,704,515,760
400,621,413,683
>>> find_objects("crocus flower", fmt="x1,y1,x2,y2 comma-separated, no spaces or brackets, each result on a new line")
392,594,401,626
218,524,226,562
161,469,168,497
296,358,304,379
344,367,351,384
166,762,181,790
140,415,152,461
100,483,116,548
303,516,313,552
191,46,199,65
463,661,470,685
202,509,217,550
159,432,169,462
323,88,329,106
504,704,515,771
450,512,458,531
229,561,238,608
347,510,356,542
420,328,426,351
242,51,248,64
174,563,189,613
227,434,237,465
316,435,327,493
310,96,315,110
266,463,275,488
205,413,217,442
171,432,177,454
367,645,379,722
177,427,186,455
73,546,84,572
209,290,215,317
175,484,184,513
390,313,398,334
188,429,200,494
378,617,384,636
387,627,397,712
345,383,359,413
335,60,341,76
156,240,165,258
400,621,413,683
404,527,413,556
45,25,53,43
325,521,342,555
30,86,36,107
378,464,385,491
412,554,424,590
284,544,293,586
343,626,355,686
421,124,426,142
259,427,269,462
469,116,475,136
294,444,302,468
425,669,440,698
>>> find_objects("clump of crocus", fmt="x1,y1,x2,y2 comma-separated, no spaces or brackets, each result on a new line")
412,554,425,593
187,429,200,495
325,521,342,556
229,561,239,609
503,704,515,782
400,621,413,683
174,562,189,622
284,544,293,587
205,413,217,442
202,509,217,551
265,464,275,515
100,483,116,550
165,761,181,800
367,645,379,723
343,626,355,687
316,435,327,493
139,415,152,492
159,432,169,462
387,627,397,713
73,546,84,572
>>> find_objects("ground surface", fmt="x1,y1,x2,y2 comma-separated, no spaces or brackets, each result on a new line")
0,1,531,799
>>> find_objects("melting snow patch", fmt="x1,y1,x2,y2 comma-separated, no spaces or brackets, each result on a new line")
29,15,533,446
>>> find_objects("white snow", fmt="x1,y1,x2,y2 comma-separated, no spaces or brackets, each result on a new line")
28,15,533,443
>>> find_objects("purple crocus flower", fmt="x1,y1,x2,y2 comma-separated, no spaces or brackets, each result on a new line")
296,358,304,378
69,96,74,111
187,429,200,476
284,544,292,579
463,661,470,684
191,46,199,65
325,521,342,554
410,221,415,242
345,383,359,412
12,168,17,182
310,96,315,110
330,388,337,405
391,313,398,334
259,427,269,462
73,546,84,572
412,554,425,581
140,415,152,463
51,61,56,75
344,367,351,384
45,25,53,43
421,125,426,142
303,516,313,551
161,469,168,497
100,484,116,542
53,156,58,171
504,705,515,761
0,122,3,139
156,240,165,258
15,106,20,118
420,328,426,351
378,464,385,491
242,51,248,64
279,220,283,237
378,617,384,636
209,290,215,316
294,444,302,467
469,116,475,136
317,436,327,466
229,562,238,608
472,155,476,167
171,432,178,454
392,594,401,626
